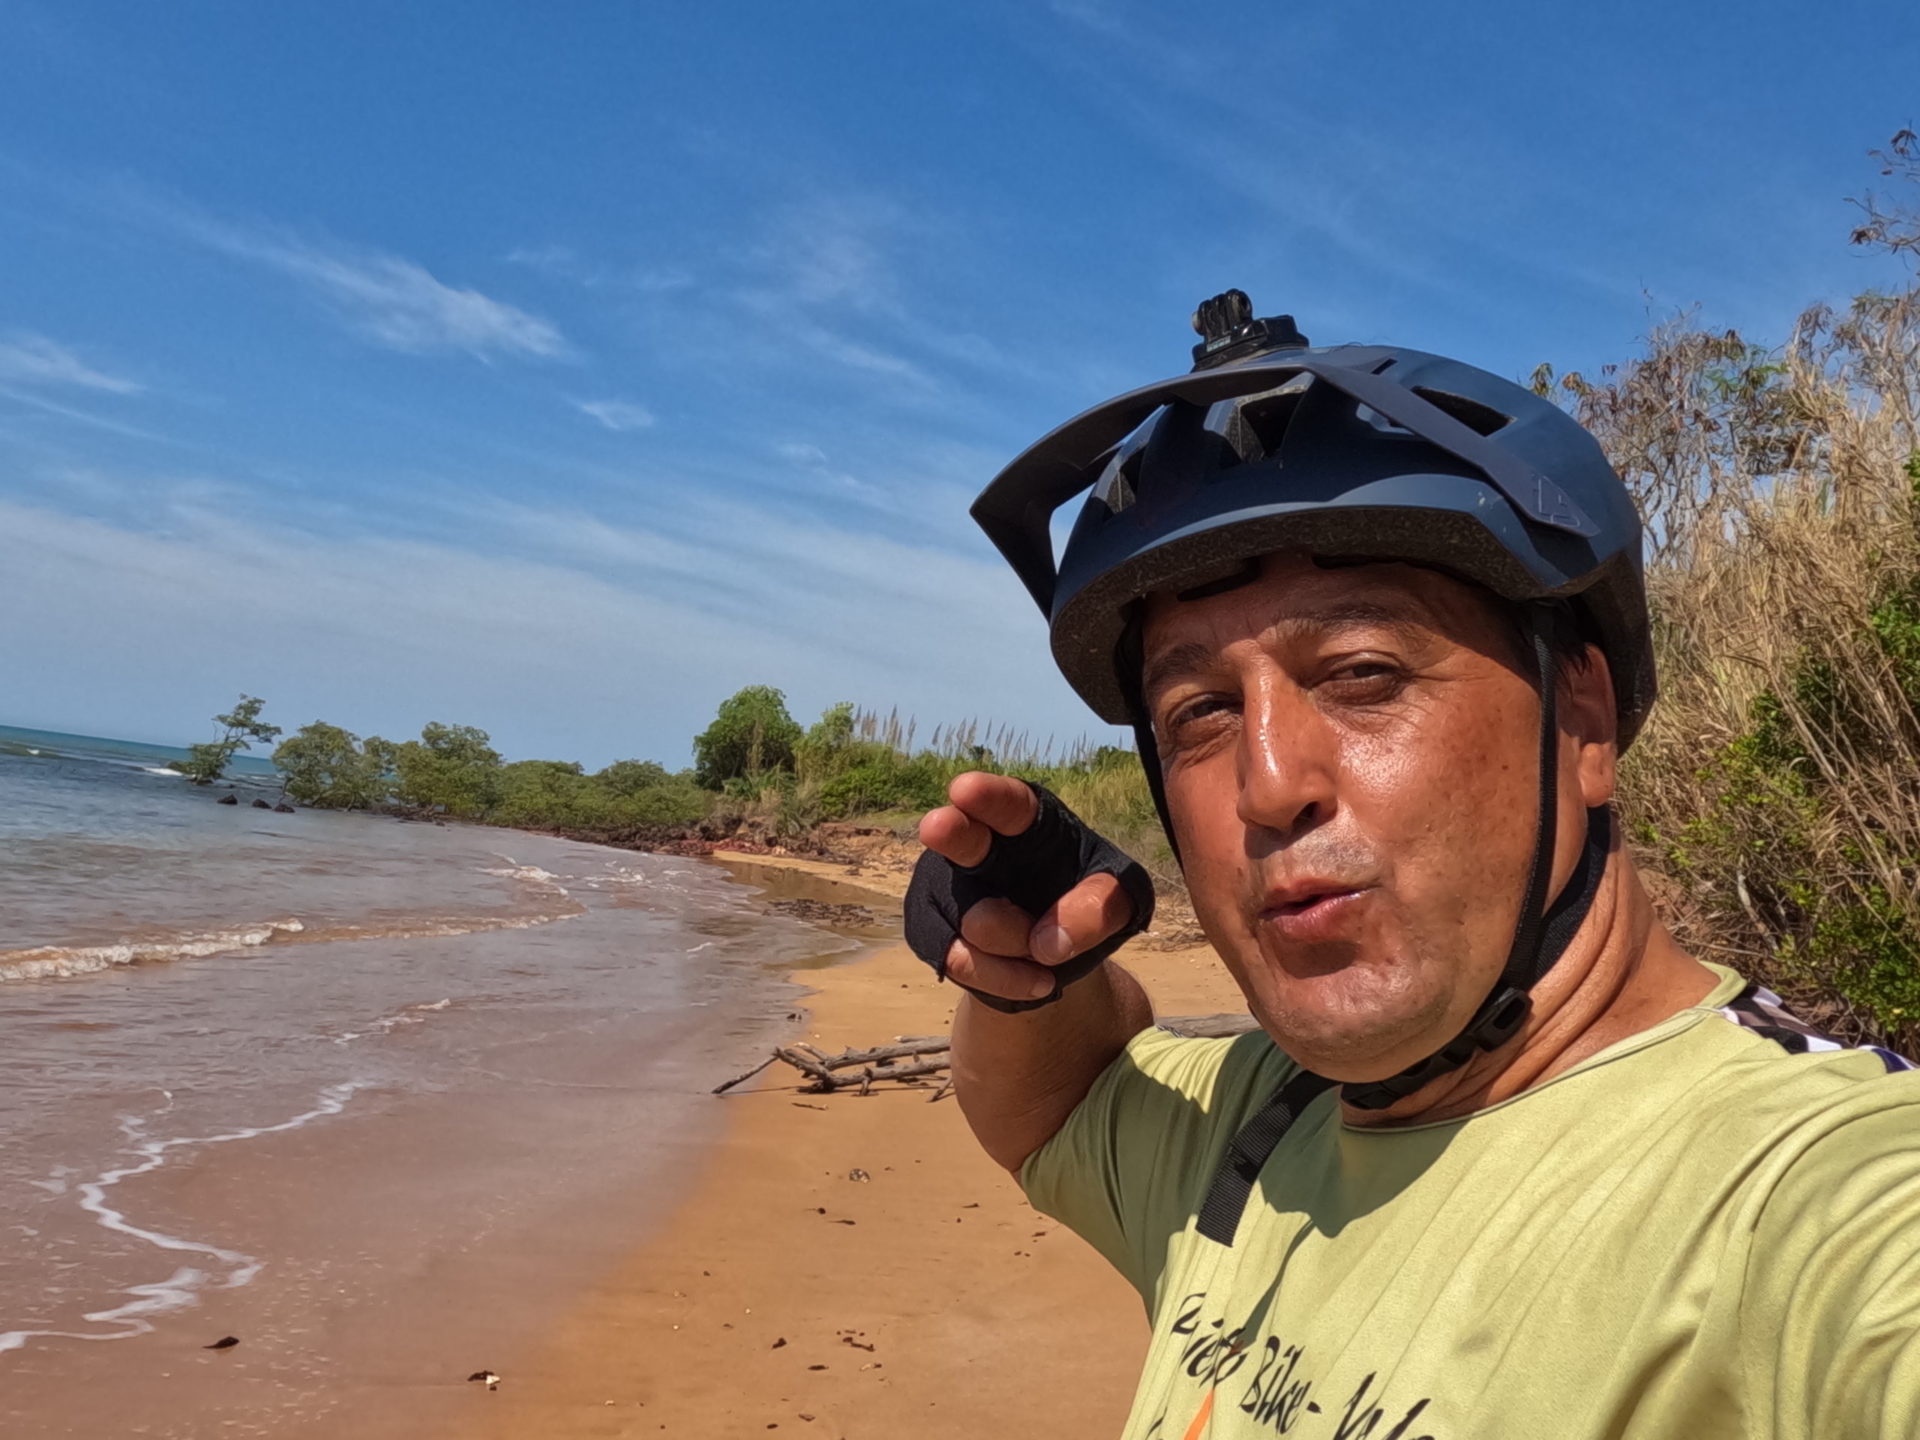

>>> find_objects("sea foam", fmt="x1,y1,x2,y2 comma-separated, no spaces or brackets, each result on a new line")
0,920,308,983
0,1082,360,1356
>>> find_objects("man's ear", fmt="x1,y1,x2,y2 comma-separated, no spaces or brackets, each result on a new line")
1561,643,1618,808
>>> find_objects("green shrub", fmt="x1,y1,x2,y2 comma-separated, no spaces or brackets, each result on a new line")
694,686,802,789
816,755,951,819
273,721,391,809
390,722,504,816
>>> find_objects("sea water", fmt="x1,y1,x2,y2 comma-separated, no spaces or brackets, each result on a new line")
0,726,870,1437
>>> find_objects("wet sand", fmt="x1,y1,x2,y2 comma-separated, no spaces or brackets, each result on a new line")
445,849,1245,1439
0,829,873,1440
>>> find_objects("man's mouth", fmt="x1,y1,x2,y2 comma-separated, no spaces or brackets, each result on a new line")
1258,885,1374,944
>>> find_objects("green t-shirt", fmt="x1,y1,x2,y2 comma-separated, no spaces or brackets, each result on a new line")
1021,965,1920,1439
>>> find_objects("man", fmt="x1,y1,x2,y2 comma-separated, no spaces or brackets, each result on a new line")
904,294,1920,1438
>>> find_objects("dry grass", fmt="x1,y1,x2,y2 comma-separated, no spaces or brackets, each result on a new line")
1566,269,1920,1047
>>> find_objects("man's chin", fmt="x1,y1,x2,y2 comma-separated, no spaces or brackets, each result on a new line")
1244,980,1460,1082
1255,1020,1445,1083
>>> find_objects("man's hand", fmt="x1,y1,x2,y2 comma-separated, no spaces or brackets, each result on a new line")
914,772,1160,1171
911,772,1151,1008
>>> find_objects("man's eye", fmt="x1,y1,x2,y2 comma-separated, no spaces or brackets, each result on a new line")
1322,661,1404,696
1167,696,1233,731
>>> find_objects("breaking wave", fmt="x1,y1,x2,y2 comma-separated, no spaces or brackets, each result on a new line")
0,919,309,983
0,901,585,985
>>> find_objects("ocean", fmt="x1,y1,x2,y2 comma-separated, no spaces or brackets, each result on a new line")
0,725,882,1437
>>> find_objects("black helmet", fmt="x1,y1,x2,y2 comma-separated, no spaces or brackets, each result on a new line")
972,290,1655,748
969,292,1651,1127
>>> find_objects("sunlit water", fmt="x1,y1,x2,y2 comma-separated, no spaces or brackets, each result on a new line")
0,727,868,1435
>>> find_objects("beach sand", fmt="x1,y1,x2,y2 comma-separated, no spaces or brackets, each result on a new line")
443,848,1245,1439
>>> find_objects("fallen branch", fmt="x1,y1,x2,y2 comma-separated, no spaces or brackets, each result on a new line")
720,1041,953,1096
860,1055,949,1083
711,1055,778,1096
774,1046,836,1085
810,1038,951,1070
841,1053,953,1097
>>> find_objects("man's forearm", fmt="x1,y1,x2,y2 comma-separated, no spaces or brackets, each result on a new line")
951,960,1155,1174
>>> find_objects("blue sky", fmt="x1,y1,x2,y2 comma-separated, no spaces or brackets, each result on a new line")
3,1,1915,767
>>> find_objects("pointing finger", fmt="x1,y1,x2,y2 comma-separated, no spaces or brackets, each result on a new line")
919,803,993,868
946,771,1039,839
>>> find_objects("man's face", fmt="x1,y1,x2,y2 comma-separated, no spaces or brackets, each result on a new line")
1141,554,1553,1082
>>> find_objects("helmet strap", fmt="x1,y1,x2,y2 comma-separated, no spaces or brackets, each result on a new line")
1131,716,1179,866
1342,606,1601,1109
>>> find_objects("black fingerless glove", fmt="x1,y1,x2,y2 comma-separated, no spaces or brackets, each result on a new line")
903,782,1156,1014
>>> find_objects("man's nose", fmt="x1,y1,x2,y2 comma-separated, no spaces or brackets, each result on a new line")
1236,676,1338,840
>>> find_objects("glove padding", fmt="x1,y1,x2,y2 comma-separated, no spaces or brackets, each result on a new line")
904,782,1156,1013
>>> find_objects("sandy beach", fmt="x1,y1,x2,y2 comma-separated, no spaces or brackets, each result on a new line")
445,847,1245,1439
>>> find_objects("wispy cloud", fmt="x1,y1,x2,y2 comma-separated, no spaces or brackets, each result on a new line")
503,243,588,279
0,332,142,393
572,397,656,432
774,441,828,466
717,195,947,387
1045,0,1143,46
0,491,1105,764
507,193,1007,398
136,196,570,361
759,440,893,508
1027,13,1645,320
0,384,171,444
759,197,900,310
504,244,694,295
777,314,935,386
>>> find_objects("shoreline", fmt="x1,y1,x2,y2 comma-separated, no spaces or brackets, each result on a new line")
0,825,878,1440
440,844,1246,1439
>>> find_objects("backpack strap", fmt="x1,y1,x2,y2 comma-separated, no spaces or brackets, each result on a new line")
1194,1070,1337,1245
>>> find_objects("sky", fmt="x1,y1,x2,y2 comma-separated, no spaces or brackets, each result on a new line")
3,0,1916,767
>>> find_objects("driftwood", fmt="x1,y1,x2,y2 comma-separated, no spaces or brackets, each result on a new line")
711,1055,779,1096
861,1055,949,1082
710,1034,957,1096
798,1048,952,1095
775,1046,836,1085
853,1056,950,1096
716,1014,1258,1099
813,1039,952,1068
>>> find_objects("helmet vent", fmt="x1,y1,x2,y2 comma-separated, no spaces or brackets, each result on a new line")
1356,404,1414,437
1231,382,1310,461
1412,387,1512,437
1093,445,1143,513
